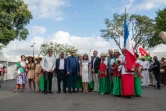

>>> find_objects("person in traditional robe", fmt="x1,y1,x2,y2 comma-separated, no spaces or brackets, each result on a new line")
142,57,150,87
27,56,36,92
120,48,134,98
134,54,143,97
34,56,42,92
111,49,121,96
98,53,111,94
14,55,27,92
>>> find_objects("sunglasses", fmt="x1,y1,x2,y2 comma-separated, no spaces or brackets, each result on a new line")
72,52,75,53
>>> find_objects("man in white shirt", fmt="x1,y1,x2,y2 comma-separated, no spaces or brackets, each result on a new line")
41,49,56,94
55,52,66,93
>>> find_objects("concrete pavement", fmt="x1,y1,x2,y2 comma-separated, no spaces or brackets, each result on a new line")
0,80,166,111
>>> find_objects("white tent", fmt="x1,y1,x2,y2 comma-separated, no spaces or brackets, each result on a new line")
149,44,166,60
0,52,18,80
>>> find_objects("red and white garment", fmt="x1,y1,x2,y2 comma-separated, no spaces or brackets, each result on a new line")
120,55,134,96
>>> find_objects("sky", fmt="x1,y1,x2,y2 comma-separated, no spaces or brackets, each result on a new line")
4,0,166,57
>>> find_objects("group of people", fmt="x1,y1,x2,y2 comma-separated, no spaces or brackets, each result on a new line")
13,48,161,99
141,56,165,89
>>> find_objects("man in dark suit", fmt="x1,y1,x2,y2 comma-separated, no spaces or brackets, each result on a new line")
151,56,160,90
55,52,66,93
66,50,80,93
91,50,101,92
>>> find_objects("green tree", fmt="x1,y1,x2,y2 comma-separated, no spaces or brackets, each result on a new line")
148,8,166,47
100,13,155,51
0,0,33,46
40,42,78,57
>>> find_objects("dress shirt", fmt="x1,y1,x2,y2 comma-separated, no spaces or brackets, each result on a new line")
41,55,56,72
59,58,65,70
93,57,97,70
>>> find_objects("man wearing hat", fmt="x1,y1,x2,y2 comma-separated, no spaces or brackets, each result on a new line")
66,50,80,93
41,49,56,94
107,49,114,93
35,56,42,92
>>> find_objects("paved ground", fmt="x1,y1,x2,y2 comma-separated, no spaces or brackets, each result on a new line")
0,80,166,111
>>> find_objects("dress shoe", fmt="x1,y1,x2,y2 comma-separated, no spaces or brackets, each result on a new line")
68,91,72,94
63,91,67,93
57,91,61,93
73,91,78,93
154,88,160,90
44,91,47,94
48,91,54,94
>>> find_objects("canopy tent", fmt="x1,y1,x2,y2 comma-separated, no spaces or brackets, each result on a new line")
149,44,166,60
0,52,19,80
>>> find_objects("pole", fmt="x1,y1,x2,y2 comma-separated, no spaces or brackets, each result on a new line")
33,45,34,58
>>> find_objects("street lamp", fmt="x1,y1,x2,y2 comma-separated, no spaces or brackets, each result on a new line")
30,43,35,58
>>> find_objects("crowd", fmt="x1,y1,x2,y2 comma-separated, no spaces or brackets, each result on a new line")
7,48,163,99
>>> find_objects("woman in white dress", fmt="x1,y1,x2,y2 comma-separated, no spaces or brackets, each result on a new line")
80,53,90,93
14,55,27,92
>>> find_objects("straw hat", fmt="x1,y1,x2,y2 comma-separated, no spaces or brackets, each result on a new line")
108,49,113,52
114,49,119,53
142,56,145,59
26,56,34,59
35,56,42,61
101,53,106,57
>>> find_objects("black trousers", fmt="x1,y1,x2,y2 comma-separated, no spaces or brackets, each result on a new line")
57,70,66,92
44,72,53,92
154,71,160,89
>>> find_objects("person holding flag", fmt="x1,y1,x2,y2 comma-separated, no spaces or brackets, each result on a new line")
121,12,137,98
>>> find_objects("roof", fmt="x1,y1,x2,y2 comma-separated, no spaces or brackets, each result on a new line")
149,44,166,52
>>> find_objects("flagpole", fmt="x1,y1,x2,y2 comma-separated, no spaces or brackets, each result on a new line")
123,7,127,48
125,7,126,17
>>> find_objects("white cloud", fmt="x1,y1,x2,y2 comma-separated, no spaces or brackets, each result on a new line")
4,31,119,57
124,0,166,13
31,26,46,36
23,0,70,20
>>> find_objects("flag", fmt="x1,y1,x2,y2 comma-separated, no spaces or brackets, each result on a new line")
124,17,129,47
124,16,136,70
